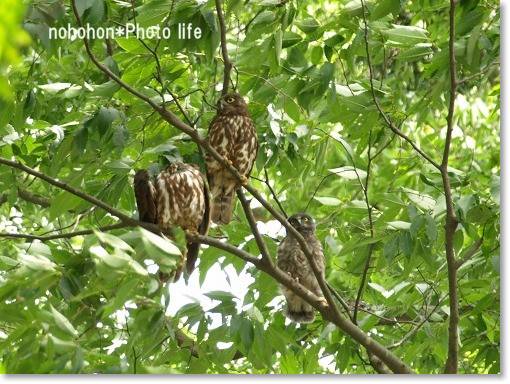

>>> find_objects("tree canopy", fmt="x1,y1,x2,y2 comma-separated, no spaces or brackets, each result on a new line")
0,0,500,374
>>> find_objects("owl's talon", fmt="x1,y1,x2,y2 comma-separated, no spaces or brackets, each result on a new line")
185,229,200,239
223,156,233,167
240,175,249,186
318,297,329,307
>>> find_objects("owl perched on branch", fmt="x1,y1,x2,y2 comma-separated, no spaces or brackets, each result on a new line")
277,213,325,323
133,162,210,280
206,93,258,224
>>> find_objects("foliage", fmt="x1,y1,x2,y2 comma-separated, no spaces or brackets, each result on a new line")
0,0,500,374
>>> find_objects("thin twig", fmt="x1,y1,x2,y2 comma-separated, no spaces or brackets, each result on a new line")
456,237,483,269
236,189,273,263
0,223,128,241
389,295,448,349
251,168,288,218
359,0,440,171
215,0,232,95
326,282,354,321
353,128,378,324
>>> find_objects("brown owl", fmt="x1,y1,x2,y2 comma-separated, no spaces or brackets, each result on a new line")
277,213,325,323
206,93,258,224
134,162,210,280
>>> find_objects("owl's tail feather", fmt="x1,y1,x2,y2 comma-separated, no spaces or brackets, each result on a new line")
133,169,157,224
286,309,315,324
211,191,235,224
186,178,211,276
173,265,183,282
185,241,200,276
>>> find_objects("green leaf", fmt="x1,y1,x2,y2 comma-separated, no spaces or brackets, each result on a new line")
403,188,436,211
38,83,72,94
239,318,254,351
491,176,500,205
252,11,276,26
274,29,283,65
46,335,76,353
370,0,400,20
311,45,323,65
383,25,429,45
329,166,367,180
296,17,319,33
116,38,149,54
410,214,425,239
0,256,19,266
205,290,236,301
314,196,342,206
282,31,302,48
49,191,83,219
18,253,57,272
383,235,399,263
90,245,129,268
425,214,438,242
387,221,411,230
138,227,181,256
50,305,78,337
94,230,134,253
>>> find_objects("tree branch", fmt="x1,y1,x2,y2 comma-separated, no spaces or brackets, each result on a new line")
359,0,440,171
0,157,159,233
215,0,232,95
353,130,375,324
442,0,460,374
1,188,51,208
0,223,128,241
189,233,412,373
456,237,483,269
236,189,273,263
326,282,354,321
187,233,260,265
388,295,448,350
251,167,288,218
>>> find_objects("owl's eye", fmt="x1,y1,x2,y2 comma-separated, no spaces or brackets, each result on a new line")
302,217,309,222
225,96,235,103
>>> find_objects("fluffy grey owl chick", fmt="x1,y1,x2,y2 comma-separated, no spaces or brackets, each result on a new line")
277,213,325,323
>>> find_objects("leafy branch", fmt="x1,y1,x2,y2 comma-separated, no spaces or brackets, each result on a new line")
359,0,461,373
0,157,158,233
359,0,440,171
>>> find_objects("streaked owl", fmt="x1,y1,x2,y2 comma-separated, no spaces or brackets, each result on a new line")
277,213,325,323
206,93,258,224
134,162,210,280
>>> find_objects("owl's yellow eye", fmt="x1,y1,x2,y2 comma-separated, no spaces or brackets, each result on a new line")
303,217,309,222
226,96,235,103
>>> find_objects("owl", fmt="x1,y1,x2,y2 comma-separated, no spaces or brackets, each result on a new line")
277,213,325,323
206,93,258,224
134,162,210,280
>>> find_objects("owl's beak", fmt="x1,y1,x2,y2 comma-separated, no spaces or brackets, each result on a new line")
219,100,226,109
